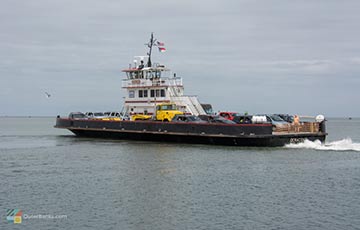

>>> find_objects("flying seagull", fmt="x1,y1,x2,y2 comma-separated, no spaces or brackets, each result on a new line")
45,92,51,98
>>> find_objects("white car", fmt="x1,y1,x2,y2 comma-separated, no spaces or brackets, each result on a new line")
85,112,106,119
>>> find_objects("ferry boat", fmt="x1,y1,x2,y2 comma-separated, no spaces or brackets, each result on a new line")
55,34,327,147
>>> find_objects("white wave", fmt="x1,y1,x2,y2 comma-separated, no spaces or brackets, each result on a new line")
285,138,360,151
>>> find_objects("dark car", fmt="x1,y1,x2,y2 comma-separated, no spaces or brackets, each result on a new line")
256,114,289,130
233,115,253,124
172,115,207,123
68,112,87,119
198,115,236,124
276,114,294,123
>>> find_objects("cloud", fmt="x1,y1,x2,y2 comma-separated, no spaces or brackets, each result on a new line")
261,59,337,74
1,0,360,116
350,57,360,65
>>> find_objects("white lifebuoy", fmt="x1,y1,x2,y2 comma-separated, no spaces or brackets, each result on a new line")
315,114,325,122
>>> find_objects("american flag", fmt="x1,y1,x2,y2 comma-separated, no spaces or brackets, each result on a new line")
158,47,166,52
157,41,165,46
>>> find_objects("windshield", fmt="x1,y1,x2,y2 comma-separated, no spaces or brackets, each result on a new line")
270,115,285,122
188,116,201,121
71,113,86,118
213,117,236,124
160,104,176,110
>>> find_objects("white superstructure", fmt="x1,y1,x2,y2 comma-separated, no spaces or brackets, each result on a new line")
121,57,206,116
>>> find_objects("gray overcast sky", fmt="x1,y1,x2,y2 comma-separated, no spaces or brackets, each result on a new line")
1,0,360,117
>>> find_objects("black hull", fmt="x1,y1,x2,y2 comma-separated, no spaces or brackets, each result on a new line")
55,118,327,147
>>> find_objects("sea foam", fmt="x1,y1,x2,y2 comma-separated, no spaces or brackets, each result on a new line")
285,138,360,151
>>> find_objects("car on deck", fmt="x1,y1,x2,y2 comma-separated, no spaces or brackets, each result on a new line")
85,112,107,119
171,115,207,123
276,114,294,123
219,112,241,121
232,115,253,124
256,114,289,130
68,112,87,120
198,115,236,124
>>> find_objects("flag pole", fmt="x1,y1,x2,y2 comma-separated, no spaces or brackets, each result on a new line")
146,33,164,67
146,33,156,67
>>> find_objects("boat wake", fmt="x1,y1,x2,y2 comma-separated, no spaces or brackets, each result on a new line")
285,138,360,151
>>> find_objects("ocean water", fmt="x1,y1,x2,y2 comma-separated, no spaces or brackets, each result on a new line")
0,117,360,229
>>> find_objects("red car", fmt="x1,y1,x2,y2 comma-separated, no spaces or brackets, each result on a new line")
219,112,241,121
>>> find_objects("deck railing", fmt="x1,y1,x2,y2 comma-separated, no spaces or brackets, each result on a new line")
122,77,183,88
274,122,320,133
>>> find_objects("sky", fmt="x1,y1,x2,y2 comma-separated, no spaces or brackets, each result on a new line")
1,0,360,117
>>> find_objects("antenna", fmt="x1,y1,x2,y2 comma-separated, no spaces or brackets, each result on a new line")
145,33,165,67
146,33,156,67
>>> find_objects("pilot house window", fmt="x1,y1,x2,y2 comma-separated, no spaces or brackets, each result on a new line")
138,90,148,98
150,89,166,98
129,90,135,98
